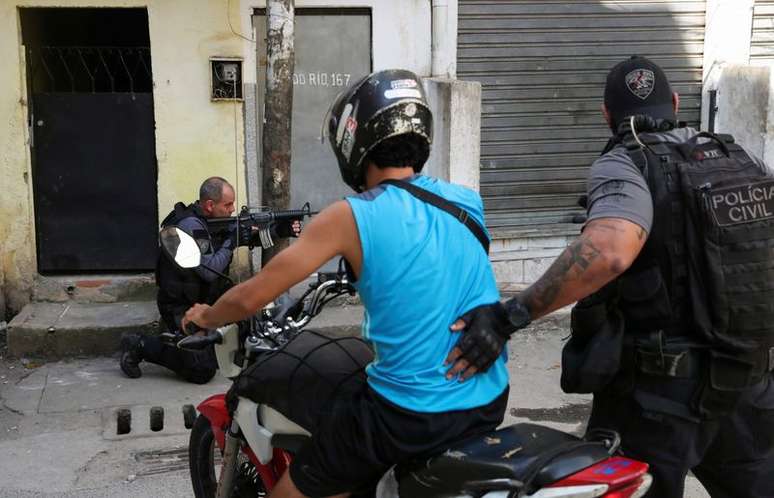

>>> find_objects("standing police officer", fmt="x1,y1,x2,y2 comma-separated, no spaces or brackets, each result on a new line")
446,56,774,497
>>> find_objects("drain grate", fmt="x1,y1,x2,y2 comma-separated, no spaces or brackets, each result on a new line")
133,445,223,477
134,446,189,476
103,403,197,440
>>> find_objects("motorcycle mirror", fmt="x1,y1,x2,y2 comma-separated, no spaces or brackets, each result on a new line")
159,226,202,269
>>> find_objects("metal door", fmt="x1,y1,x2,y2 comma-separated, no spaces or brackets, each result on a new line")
458,1,707,228
28,47,158,272
254,8,372,212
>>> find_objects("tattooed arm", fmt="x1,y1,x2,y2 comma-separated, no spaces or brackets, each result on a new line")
446,146,653,380
518,217,646,320
444,217,646,380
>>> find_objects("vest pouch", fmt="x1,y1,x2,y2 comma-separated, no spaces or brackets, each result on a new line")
618,266,672,328
157,202,216,311
693,350,751,417
709,350,757,391
562,298,625,394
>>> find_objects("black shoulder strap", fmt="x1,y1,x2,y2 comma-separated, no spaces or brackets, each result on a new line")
160,202,189,228
621,133,677,179
380,179,490,254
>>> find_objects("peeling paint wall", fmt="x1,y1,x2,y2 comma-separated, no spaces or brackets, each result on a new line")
715,64,774,168
0,0,252,318
0,9,35,320
701,0,754,130
716,65,770,158
424,77,481,191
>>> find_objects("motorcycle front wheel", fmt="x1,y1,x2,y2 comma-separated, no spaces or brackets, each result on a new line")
189,414,268,498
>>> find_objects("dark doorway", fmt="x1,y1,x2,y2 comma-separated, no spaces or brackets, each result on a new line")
21,8,158,273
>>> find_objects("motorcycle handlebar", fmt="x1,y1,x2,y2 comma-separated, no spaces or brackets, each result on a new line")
317,271,341,284
177,331,223,351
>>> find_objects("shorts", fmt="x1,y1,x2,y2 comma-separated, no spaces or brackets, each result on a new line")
289,385,508,497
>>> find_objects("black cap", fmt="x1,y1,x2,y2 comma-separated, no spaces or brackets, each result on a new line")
604,56,675,132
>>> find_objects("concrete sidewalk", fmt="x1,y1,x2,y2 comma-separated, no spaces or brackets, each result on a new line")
7,302,160,358
0,355,226,497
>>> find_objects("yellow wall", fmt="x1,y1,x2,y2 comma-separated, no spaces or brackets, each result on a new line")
0,0,251,317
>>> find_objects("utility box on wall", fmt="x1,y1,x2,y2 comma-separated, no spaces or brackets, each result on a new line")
211,57,243,100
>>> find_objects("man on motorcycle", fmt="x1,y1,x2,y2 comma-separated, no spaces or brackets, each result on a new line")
120,176,300,384
445,57,774,497
182,69,514,497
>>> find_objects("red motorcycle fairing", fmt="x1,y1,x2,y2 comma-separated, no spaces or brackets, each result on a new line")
196,393,293,491
197,394,230,449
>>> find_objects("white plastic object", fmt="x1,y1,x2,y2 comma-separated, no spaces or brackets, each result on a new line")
214,324,241,378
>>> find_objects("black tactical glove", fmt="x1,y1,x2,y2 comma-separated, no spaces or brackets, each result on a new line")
454,299,531,372
223,222,239,248
230,229,240,248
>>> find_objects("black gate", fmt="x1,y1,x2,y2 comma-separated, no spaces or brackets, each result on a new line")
28,47,158,273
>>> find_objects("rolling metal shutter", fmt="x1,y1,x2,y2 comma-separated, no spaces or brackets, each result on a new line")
458,1,706,229
752,1,774,65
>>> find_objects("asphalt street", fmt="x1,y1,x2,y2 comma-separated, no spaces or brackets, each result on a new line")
0,311,710,497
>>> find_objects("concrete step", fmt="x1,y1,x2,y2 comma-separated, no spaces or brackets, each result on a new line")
32,274,157,303
7,301,160,358
5,301,367,359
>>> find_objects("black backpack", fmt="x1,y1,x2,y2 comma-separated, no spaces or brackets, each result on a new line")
626,131,774,369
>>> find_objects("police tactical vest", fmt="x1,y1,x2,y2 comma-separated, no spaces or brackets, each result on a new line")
156,202,230,318
619,131,774,362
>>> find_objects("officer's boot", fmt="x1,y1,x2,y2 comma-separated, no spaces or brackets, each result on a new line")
119,333,144,379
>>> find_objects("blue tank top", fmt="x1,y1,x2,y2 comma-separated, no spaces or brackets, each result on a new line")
346,175,508,413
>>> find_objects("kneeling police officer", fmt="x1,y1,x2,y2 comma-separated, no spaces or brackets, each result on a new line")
120,176,300,384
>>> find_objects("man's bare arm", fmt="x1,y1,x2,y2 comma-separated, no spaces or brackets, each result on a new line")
183,201,360,330
520,217,646,320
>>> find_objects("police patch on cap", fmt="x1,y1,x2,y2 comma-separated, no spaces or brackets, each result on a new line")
625,69,655,100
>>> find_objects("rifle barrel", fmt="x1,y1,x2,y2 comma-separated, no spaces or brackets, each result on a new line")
207,206,315,231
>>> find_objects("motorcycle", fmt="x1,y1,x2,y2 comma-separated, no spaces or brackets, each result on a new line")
159,226,653,498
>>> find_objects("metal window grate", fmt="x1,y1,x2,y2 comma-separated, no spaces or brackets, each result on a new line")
26,46,153,94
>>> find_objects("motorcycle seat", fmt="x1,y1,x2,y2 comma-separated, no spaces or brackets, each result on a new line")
398,423,613,496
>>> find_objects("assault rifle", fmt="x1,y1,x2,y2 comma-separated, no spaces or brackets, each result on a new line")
207,203,316,249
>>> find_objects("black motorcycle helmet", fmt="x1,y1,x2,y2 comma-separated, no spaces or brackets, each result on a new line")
325,69,433,192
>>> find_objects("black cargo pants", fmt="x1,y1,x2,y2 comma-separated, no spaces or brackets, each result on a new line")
587,373,774,498
140,305,218,385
